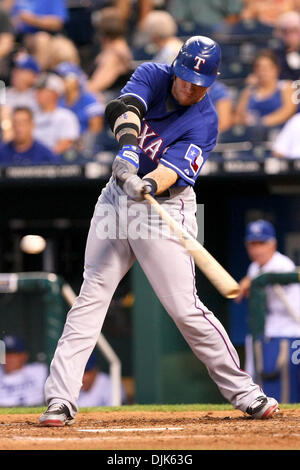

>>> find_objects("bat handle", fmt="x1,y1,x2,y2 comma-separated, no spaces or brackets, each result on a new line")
144,193,158,205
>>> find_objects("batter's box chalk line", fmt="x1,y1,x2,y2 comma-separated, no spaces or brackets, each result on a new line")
77,426,184,433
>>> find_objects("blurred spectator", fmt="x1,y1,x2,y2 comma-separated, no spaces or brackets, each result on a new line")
234,49,297,130
5,54,40,113
9,0,68,35
0,335,47,406
8,0,68,70
208,81,233,133
64,0,95,48
78,351,127,407
139,10,183,65
115,0,153,27
55,61,104,157
273,11,300,81
272,112,300,157
88,7,133,100
34,73,80,155
235,220,300,403
55,62,104,135
168,0,243,29
0,107,59,166
241,0,295,26
46,35,81,71
0,7,14,82
64,0,100,72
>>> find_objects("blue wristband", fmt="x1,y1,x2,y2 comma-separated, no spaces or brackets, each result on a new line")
118,145,140,169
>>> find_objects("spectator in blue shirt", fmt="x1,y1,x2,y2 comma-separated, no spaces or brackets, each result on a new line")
55,62,104,134
11,0,68,35
208,81,233,133
9,0,68,70
0,107,59,166
6,54,40,113
234,49,297,130
55,61,104,157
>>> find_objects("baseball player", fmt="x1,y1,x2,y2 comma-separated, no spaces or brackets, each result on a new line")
237,219,300,403
39,36,279,426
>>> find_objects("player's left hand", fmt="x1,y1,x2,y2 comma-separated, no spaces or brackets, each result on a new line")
112,145,140,186
116,145,140,172
123,175,153,201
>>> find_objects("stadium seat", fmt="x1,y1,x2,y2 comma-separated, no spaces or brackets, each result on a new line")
177,21,214,39
219,61,252,84
132,43,157,62
215,20,274,40
94,127,119,153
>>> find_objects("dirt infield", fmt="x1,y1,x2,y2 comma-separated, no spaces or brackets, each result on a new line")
0,408,300,450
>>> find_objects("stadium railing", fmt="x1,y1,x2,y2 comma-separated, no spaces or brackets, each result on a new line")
0,272,122,406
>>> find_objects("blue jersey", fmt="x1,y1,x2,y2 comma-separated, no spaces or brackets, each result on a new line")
59,92,104,134
120,63,218,187
12,0,68,34
0,140,59,166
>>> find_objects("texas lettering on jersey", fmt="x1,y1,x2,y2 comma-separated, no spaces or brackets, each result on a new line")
138,120,163,161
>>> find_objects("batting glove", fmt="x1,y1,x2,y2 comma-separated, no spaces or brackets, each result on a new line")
123,175,154,201
116,145,140,171
112,145,141,187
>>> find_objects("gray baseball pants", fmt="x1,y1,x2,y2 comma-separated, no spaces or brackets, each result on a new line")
44,178,262,416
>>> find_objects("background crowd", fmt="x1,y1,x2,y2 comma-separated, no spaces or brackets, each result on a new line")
1,0,300,165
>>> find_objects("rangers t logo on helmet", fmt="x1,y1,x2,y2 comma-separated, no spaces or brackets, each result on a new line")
194,56,206,71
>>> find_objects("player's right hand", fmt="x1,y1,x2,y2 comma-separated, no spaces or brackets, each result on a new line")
123,174,153,201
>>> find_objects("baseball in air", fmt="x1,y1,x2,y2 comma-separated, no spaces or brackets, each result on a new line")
20,235,46,254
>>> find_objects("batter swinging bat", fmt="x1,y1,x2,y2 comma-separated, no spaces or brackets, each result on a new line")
144,193,240,299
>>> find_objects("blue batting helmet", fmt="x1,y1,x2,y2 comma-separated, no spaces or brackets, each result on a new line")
172,36,221,87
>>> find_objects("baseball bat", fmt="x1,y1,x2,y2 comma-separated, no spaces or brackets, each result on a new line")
144,193,240,299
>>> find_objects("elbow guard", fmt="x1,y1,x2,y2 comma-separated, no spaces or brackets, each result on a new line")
105,98,142,140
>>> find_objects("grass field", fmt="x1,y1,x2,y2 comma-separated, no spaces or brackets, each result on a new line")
1,402,300,414
1,403,300,450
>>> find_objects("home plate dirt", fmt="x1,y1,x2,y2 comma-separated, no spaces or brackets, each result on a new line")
0,409,300,450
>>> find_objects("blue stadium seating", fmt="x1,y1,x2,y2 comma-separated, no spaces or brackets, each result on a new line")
214,20,274,40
